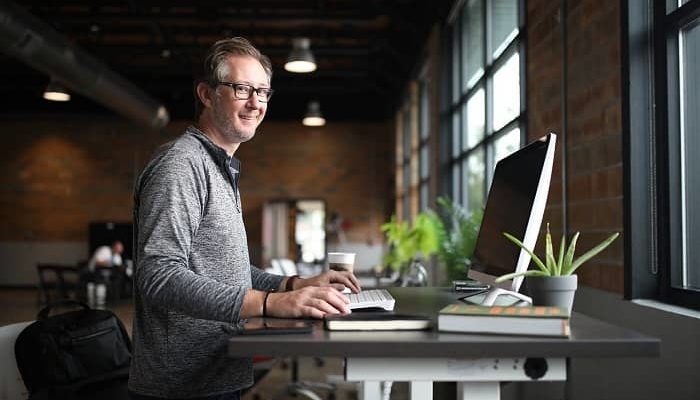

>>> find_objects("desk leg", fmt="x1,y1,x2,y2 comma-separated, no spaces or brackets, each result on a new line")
409,381,432,400
358,381,381,400
457,382,499,400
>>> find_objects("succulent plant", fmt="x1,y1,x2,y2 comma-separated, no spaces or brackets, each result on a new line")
495,224,619,282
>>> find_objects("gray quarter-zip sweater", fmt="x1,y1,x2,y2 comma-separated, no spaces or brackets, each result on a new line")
129,126,284,398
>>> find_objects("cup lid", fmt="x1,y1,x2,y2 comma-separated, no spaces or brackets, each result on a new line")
327,252,355,263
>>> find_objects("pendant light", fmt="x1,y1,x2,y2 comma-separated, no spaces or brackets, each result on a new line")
43,79,71,102
302,101,326,126
284,38,317,73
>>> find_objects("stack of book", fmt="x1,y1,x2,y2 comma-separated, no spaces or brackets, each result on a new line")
438,303,570,337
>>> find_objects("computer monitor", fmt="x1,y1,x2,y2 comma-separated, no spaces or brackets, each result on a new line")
466,132,557,306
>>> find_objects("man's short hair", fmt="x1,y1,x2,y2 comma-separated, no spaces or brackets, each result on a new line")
193,37,273,120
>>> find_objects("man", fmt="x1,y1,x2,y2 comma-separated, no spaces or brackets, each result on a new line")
129,37,360,399
86,240,124,306
88,240,124,271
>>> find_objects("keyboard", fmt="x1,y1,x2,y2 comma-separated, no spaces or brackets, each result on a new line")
347,289,395,311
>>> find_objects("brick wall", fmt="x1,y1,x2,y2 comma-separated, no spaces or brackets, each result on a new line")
0,117,392,268
527,0,624,293
0,117,176,242
234,121,394,264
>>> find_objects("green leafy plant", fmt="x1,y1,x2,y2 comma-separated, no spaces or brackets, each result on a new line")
432,197,483,282
381,213,440,272
495,224,620,282
381,197,483,281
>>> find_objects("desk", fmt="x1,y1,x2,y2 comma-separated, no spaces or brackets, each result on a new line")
228,287,659,400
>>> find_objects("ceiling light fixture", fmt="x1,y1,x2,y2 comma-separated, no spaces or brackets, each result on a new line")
302,101,326,126
284,38,317,73
43,80,71,102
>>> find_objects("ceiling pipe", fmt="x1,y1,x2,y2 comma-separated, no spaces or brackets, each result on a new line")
0,1,169,129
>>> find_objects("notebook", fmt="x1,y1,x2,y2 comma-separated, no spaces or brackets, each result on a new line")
325,312,430,331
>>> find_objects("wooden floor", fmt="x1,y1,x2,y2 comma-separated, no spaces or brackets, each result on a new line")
1,288,410,400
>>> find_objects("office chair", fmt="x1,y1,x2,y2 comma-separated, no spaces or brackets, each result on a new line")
36,264,82,305
0,321,33,399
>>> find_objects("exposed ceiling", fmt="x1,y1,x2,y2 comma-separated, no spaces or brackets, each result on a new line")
1,0,452,123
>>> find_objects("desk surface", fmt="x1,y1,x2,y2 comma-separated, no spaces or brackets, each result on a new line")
228,287,659,359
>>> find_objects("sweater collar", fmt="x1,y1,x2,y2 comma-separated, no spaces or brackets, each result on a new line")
186,125,241,168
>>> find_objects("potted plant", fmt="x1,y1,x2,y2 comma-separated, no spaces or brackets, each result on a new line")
431,197,483,283
381,213,440,285
381,198,483,285
495,224,619,312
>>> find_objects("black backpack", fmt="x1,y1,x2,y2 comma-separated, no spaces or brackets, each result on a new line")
14,300,132,399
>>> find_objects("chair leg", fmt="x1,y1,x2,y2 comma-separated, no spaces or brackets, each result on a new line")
290,385,324,400
269,358,337,400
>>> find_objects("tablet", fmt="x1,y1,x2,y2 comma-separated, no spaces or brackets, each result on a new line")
223,318,313,335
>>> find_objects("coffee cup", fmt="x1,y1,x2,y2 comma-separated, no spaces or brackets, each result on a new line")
327,252,355,273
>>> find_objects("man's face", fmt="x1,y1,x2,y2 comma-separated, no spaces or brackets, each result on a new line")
112,242,124,254
209,56,269,144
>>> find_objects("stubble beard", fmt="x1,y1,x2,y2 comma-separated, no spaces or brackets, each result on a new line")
212,104,258,144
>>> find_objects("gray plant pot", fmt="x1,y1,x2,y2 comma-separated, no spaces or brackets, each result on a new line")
526,275,578,313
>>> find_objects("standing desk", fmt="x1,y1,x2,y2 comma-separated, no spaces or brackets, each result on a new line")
228,287,659,400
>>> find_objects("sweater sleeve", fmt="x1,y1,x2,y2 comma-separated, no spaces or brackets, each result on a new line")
134,150,249,323
250,265,285,291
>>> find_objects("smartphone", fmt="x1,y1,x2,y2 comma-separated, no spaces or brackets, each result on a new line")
452,279,491,292
223,318,313,335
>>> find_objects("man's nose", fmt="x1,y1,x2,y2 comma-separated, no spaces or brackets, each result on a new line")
246,92,262,108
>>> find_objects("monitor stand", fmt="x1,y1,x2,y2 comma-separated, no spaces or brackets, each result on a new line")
460,287,532,307
481,287,532,306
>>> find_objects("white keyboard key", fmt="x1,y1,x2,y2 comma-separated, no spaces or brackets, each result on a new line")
347,289,395,311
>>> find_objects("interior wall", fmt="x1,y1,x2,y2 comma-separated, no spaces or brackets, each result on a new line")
571,287,700,400
523,1,699,399
0,117,392,285
235,121,393,268
527,0,624,293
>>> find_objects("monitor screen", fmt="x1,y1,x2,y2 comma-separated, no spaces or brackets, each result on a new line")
471,134,554,285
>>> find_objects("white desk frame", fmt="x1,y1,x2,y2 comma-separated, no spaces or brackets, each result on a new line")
227,288,658,400
346,357,566,400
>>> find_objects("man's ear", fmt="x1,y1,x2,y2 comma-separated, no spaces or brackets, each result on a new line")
196,82,214,109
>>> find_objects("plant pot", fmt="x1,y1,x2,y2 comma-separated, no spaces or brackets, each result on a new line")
526,275,578,313
398,260,429,287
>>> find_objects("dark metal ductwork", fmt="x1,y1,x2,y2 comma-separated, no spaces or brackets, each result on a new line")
0,1,169,129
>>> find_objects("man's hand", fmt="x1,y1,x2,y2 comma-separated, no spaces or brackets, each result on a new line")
267,286,350,319
297,270,361,293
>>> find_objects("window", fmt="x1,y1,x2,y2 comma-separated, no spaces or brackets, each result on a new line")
443,0,525,214
625,0,700,309
395,101,411,221
419,77,431,211
396,71,431,221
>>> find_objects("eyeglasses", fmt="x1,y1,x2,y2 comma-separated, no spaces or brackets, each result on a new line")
217,82,274,103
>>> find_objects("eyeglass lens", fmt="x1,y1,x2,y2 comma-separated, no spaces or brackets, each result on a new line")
233,84,271,102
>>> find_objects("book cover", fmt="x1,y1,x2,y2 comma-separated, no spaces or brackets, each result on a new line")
324,312,432,331
438,304,570,337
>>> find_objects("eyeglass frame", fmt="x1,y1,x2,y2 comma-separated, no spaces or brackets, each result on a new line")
216,81,274,103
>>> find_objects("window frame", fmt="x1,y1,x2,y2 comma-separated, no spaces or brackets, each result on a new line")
623,0,700,309
418,72,431,212
441,0,527,212
395,64,432,223
400,99,412,221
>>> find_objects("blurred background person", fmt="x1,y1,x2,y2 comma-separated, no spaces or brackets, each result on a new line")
86,240,125,307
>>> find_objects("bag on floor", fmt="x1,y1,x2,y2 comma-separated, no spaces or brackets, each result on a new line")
14,300,132,399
